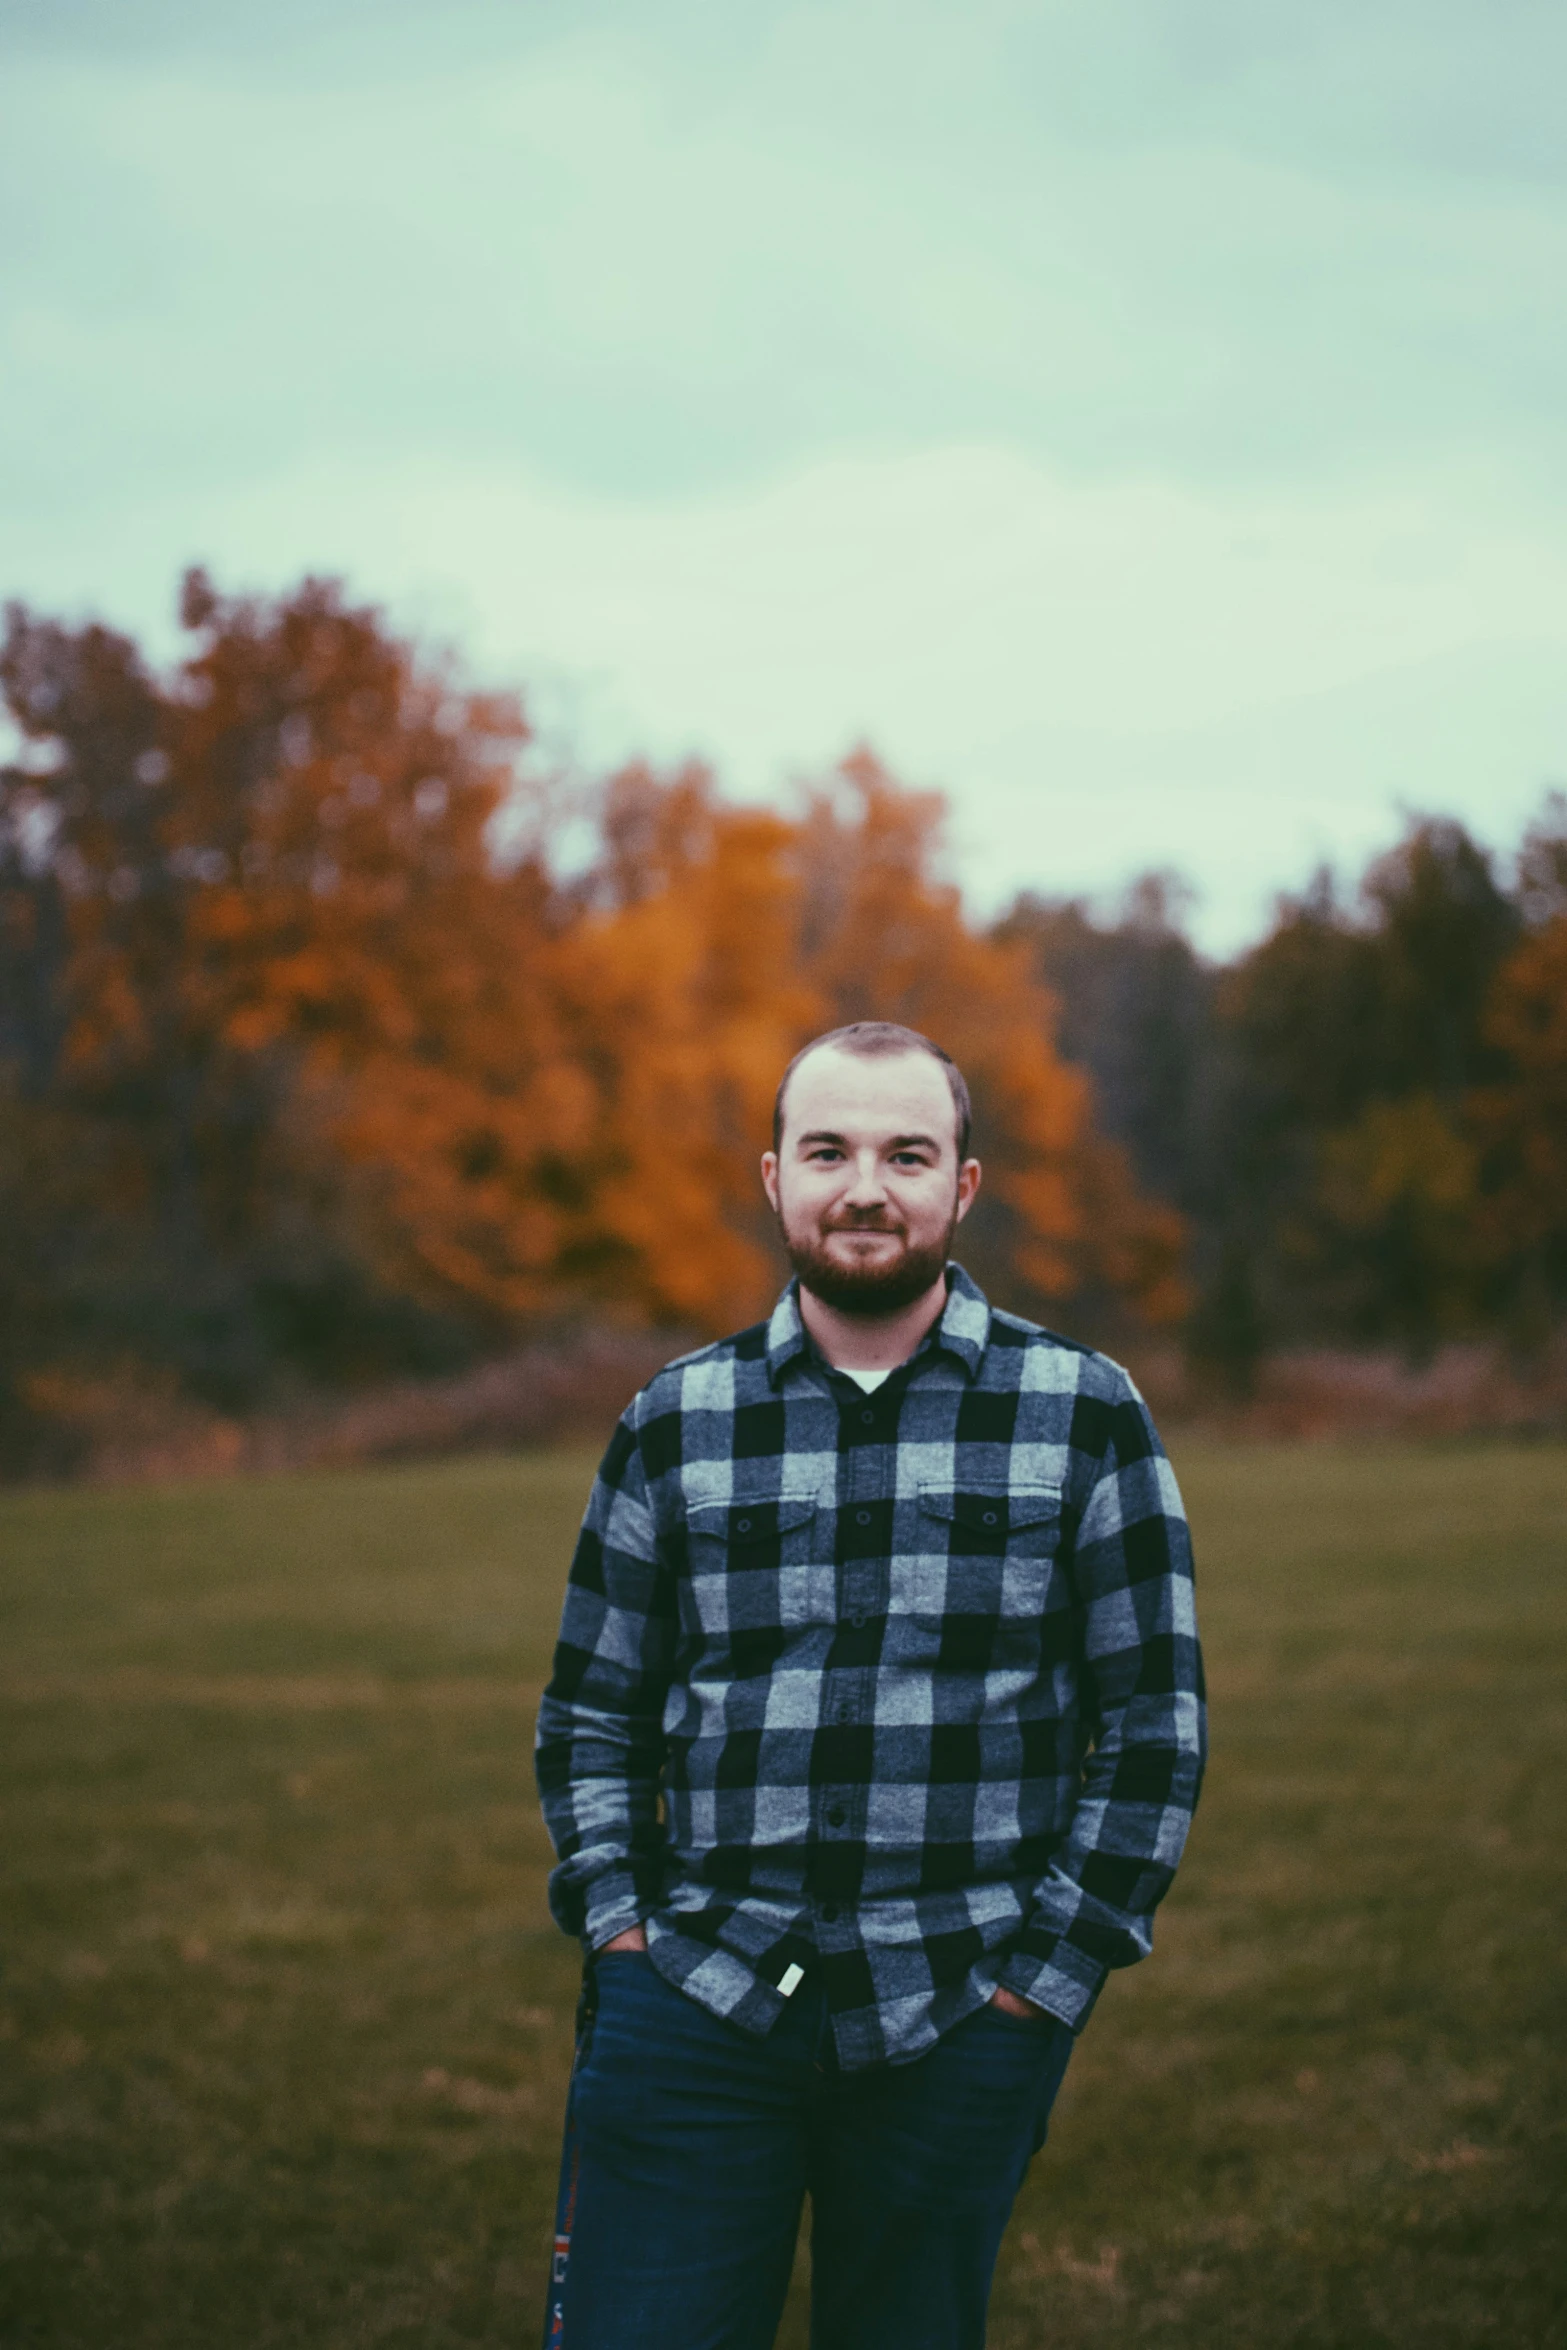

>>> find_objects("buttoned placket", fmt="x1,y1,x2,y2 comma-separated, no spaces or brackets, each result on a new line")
810,1362,904,1950
762,1300,991,1991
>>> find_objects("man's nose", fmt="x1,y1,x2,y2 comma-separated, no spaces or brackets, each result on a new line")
843,1151,889,1203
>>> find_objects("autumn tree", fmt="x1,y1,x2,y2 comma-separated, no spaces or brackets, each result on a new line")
538,753,1185,1335
546,761,819,1328
788,753,1187,1330
0,572,583,1402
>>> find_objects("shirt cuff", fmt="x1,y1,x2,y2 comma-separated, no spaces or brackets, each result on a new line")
996,1949,1105,2034
581,1869,648,1952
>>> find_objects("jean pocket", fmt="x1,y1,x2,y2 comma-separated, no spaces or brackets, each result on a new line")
593,1948,654,1979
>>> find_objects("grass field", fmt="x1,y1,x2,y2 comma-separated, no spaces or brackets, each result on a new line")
2,1440,1564,2348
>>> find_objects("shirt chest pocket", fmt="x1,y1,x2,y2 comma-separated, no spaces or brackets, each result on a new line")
908,1484,1064,1626
682,1497,825,1656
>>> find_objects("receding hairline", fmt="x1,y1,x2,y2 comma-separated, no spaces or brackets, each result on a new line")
772,1024,972,1158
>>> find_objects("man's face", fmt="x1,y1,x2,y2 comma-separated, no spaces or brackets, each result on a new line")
760,1047,981,1316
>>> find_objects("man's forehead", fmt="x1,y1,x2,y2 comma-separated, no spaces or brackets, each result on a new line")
782,1046,956,1138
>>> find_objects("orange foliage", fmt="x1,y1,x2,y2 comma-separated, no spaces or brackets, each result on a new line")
2,576,1185,1370
788,752,1187,1325
69,578,598,1319
551,765,819,1326
563,749,1186,1330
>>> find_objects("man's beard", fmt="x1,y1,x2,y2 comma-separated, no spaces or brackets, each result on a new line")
778,1208,958,1318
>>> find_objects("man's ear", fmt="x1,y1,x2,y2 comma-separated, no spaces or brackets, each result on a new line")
954,1158,982,1223
760,1151,781,1213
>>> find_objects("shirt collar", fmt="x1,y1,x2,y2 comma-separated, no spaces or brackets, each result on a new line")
764,1261,992,1388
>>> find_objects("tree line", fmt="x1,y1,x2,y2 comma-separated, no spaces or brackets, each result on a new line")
0,572,1181,1470
2,571,1563,1468
1001,803,1567,1383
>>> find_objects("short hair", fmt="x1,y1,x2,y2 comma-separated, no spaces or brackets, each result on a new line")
772,1022,972,1159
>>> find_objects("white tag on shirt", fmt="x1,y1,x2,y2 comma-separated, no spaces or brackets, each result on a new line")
778,1962,806,1997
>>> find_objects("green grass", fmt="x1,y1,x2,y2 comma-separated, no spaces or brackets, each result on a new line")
1,1442,1564,2348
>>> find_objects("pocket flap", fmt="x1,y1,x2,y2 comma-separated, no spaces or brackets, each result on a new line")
918,1485,1062,1535
687,1497,819,1547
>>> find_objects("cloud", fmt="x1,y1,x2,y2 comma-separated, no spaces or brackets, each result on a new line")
2,1,1563,946
3,3,1565,505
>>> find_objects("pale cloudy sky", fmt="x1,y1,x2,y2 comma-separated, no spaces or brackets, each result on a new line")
3,0,1565,946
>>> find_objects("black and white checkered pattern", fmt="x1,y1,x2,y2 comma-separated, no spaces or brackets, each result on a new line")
535,1266,1206,2070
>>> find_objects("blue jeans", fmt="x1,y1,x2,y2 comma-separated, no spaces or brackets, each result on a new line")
545,1951,1074,2350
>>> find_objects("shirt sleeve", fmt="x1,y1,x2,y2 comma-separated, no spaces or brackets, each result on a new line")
533,1409,678,1950
998,1377,1207,2031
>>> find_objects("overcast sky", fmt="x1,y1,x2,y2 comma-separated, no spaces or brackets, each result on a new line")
3,0,1565,947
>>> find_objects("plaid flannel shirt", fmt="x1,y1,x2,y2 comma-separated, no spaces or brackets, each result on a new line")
535,1265,1206,2071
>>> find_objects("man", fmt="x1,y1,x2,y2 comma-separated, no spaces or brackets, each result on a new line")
535,1021,1205,2350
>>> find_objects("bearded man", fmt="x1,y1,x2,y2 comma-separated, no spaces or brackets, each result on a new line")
535,1022,1206,2350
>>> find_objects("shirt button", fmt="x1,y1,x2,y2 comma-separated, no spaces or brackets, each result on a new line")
827,1805,846,1826
860,1409,875,1425
982,1510,998,1527
835,1704,851,1723
849,1611,866,1629
820,1903,840,1923
737,1516,752,1532
855,1509,871,1526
